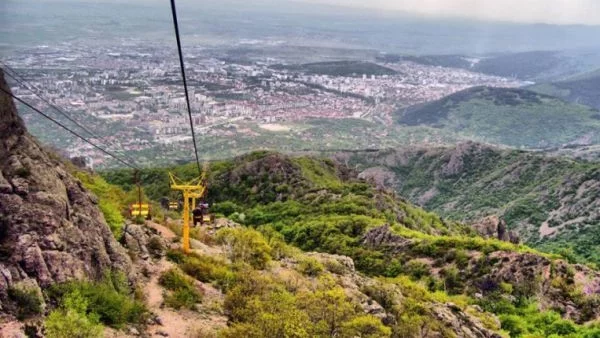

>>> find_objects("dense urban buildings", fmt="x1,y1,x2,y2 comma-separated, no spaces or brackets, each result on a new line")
4,42,524,166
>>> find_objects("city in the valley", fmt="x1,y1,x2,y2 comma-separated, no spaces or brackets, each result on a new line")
4,41,525,167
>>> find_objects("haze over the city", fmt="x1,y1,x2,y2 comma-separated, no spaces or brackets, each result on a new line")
304,0,600,25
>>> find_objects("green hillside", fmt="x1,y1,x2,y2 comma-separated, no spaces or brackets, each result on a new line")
529,69,600,110
396,86,600,149
99,151,600,337
340,143,600,265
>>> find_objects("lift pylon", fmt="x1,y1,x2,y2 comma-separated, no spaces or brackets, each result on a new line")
168,167,208,254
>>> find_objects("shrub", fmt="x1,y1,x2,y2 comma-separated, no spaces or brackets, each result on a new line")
211,201,242,216
216,228,272,269
179,254,236,291
47,272,147,328
500,282,514,295
45,289,104,338
298,287,357,336
147,236,165,258
99,200,125,238
259,225,299,260
8,284,43,320
15,166,31,178
76,172,126,239
164,288,202,310
442,265,464,294
297,257,324,277
361,282,398,311
404,260,431,280
323,259,347,275
159,268,203,310
166,249,186,264
160,268,193,290
341,315,391,338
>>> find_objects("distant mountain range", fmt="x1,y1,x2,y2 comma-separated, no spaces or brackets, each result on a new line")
395,86,600,149
384,50,600,82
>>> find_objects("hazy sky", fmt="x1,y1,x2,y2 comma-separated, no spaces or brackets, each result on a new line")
303,0,600,25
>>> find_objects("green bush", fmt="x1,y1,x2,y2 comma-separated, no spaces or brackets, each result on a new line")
15,166,31,178
47,272,147,328
341,315,391,337
179,254,236,291
166,249,186,264
323,259,347,275
8,285,43,320
296,257,324,277
216,228,272,269
404,260,431,280
164,288,202,310
500,314,528,337
298,287,356,336
147,236,165,258
442,265,463,294
160,268,194,290
45,289,104,338
159,268,203,310
212,201,242,216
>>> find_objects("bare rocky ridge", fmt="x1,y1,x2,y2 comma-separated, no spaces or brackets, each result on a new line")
0,69,132,315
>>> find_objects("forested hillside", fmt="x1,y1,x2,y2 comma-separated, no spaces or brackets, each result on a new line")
396,87,600,149
338,143,600,266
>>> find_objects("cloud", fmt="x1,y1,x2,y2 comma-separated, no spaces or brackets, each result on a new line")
301,0,600,25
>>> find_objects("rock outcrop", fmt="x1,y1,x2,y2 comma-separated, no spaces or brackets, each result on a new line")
472,216,520,244
0,69,132,315
295,249,502,338
361,224,413,253
362,225,600,323
123,222,168,261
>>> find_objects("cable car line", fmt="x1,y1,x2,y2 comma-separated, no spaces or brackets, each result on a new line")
1,64,139,167
0,87,139,170
169,0,202,177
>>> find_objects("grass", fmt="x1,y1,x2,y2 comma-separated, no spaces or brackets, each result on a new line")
75,171,127,238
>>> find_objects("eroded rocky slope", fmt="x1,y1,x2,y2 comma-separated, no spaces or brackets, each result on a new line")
0,69,132,316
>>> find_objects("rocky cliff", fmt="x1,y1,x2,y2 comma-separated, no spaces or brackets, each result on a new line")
0,69,132,315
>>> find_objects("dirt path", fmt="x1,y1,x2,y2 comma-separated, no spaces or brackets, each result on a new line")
141,221,227,337
144,259,199,337
0,319,26,338
146,221,177,241
1,222,227,338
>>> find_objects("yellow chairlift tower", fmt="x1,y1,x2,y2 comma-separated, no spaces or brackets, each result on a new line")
168,165,208,254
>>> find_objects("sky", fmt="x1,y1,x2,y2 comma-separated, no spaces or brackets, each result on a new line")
302,0,600,25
